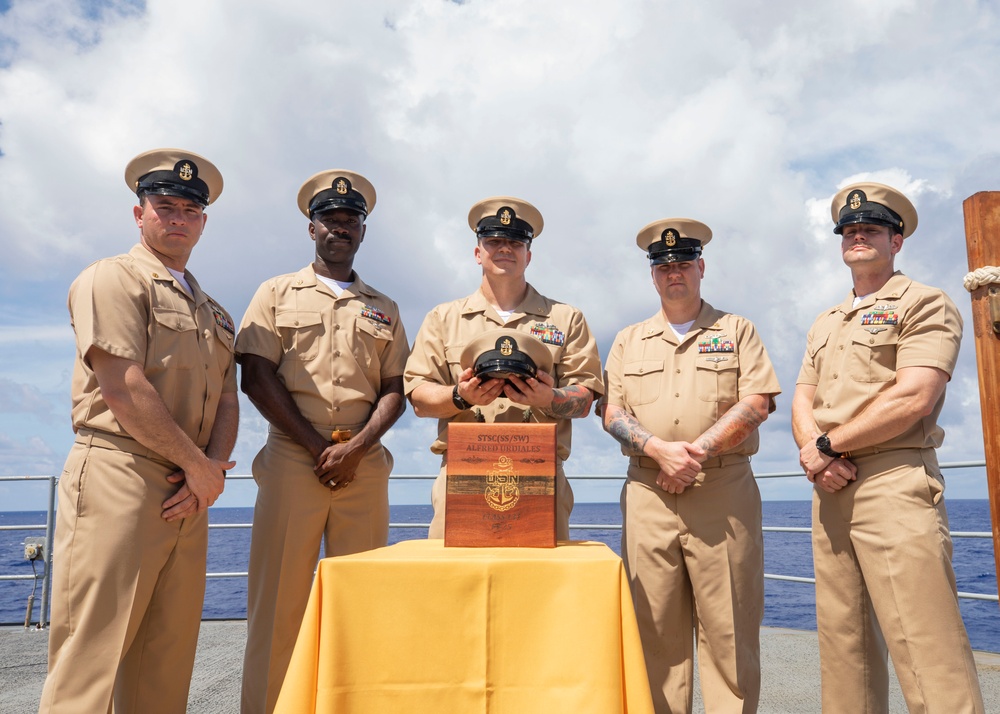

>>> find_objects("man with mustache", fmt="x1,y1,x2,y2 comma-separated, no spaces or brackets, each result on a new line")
236,170,409,714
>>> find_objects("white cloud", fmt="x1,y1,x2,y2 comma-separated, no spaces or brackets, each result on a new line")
1,0,998,509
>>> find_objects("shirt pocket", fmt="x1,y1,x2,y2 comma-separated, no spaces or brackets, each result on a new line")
353,317,394,369
623,359,664,406
848,329,898,383
696,356,739,403
274,310,324,361
151,307,199,369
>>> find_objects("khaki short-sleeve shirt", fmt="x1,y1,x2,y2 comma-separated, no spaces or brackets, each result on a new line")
403,284,603,460
796,272,962,450
68,243,237,449
235,266,409,427
604,302,780,456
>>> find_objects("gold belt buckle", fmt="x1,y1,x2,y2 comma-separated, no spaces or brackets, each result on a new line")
330,429,353,444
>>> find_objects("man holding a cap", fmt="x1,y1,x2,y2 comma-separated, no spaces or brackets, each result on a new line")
236,170,408,714
601,218,779,713
792,183,983,712
404,197,602,539
39,149,238,713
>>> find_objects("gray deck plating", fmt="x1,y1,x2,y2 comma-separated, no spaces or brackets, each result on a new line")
3,623,999,713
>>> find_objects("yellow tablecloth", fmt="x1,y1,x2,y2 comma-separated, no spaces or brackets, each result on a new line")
274,539,654,713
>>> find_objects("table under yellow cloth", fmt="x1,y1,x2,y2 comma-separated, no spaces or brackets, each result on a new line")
274,539,654,713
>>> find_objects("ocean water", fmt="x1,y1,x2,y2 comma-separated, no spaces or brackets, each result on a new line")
2,500,997,652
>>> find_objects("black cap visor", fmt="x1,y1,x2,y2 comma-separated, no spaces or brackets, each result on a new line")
309,189,368,219
474,353,538,384
835,204,904,236
648,239,702,265
137,173,210,206
476,216,534,244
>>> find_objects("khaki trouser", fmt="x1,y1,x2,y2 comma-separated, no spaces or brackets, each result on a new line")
813,448,984,714
40,435,207,714
241,427,392,714
622,457,762,714
427,459,574,540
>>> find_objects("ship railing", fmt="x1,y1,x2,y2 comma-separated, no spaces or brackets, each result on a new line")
4,460,998,629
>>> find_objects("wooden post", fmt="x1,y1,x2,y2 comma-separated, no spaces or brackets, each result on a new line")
962,191,1000,594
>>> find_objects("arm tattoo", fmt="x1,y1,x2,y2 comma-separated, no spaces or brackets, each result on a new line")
547,384,592,419
695,401,765,458
606,409,653,455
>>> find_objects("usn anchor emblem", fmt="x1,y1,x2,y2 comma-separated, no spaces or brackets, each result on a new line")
500,208,512,226
335,178,349,195
178,162,193,181
849,191,863,210
485,455,520,512
663,229,677,247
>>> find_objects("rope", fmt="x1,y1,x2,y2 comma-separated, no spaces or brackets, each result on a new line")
963,266,1000,292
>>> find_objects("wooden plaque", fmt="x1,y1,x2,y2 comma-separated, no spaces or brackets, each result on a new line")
445,423,557,548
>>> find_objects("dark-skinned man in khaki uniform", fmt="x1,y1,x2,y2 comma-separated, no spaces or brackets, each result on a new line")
237,170,408,714
39,149,238,714
601,219,779,714
404,197,602,539
792,182,983,713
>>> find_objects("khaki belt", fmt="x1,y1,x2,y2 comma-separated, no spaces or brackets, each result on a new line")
844,446,933,459
628,453,750,471
268,422,366,443
75,428,172,464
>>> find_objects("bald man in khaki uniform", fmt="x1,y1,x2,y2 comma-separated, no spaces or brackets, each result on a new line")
404,197,602,539
39,149,238,714
601,219,779,714
237,170,408,714
792,183,983,713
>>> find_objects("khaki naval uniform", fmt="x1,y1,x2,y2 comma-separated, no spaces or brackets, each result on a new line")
604,302,779,714
798,271,983,713
236,266,409,714
404,284,603,539
40,244,237,714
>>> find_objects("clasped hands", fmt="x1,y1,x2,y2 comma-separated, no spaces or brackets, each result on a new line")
799,439,857,493
162,456,234,522
646,439,706,494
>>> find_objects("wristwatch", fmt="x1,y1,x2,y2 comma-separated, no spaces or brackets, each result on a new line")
452,385,472,411
815,433,842,459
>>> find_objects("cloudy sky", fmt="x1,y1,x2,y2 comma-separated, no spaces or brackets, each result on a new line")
1,0,997,510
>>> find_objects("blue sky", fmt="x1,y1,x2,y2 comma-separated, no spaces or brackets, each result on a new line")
1,0,999,510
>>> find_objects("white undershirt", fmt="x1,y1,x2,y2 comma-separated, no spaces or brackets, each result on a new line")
166,268,192,296
316,274,353,297
669,319,696,340
495,309,514,323
853,293,871,309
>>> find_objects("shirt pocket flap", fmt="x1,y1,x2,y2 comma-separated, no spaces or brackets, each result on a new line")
851,329,899,349
623,359,664,377
695,356,738,372
274,310,323,329
445,343,464,366
152,307,197,333
357,317,393,341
